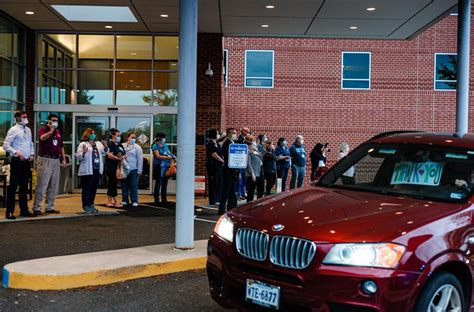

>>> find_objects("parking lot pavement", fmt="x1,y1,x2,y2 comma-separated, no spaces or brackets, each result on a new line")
0,270,230,312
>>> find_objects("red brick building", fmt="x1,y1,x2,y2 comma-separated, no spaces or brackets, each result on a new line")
221,15,473,182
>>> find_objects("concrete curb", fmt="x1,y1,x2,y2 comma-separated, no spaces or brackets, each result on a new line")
3,240,208,290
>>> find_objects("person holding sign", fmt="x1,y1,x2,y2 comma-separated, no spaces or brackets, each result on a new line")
218,128,239,215
245,135,264,202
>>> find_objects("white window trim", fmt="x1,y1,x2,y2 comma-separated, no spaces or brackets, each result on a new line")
341,51,371,90
434,52,457,92
244,50,274,88
224,49,228,87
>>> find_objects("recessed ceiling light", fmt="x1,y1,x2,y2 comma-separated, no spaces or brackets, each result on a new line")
266,5,275,9
119,71,124,74
160,14,169,18
261,24,270,28
131,52,137,56
350,26,358,30
366,7,376,11
129,79,134,82
25,11,35,15
105,25,113,29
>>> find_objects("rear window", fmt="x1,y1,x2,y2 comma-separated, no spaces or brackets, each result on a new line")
319,143,474,203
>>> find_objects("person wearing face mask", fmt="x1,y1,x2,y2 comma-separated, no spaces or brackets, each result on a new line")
218,127,239,215
275,137,291,192
121,132,143,207
290,135,307,189
151,132,175,206
3,111,35,219
245,135,264,202
32,113,66,216
263,141,278,195
76,128,106,214
105,128,126,207
205,129,224,205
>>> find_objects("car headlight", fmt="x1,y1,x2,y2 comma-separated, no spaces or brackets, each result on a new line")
214,214,234,243
323,243,406,269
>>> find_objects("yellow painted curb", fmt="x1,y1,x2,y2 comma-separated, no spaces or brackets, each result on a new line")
6,257,207,291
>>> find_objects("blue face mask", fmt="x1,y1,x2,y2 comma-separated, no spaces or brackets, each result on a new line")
130,138,136,145
89,133,96,141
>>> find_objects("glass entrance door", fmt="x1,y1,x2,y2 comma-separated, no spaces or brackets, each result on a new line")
72,114,153,193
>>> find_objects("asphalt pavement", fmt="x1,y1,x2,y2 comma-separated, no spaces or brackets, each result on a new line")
0,270,229,311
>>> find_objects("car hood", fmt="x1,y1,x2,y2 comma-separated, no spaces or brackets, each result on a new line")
231,187,461,243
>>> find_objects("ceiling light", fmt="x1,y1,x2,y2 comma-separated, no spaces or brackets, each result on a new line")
366,7,376,11
266,5,275,9
261,24,270,28
350,26,358,30
160,14,169,18
105,25,113,29
25,11,35,15
131,52,137,56
129,79,134,82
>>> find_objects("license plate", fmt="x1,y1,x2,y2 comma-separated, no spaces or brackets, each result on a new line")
246,279,280,310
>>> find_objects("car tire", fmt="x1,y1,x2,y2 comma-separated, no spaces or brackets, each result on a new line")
413,272,465,312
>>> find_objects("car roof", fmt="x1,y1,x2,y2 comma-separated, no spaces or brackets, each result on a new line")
368,131,474,149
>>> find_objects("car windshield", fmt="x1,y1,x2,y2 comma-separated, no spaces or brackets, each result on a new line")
318,142,474,203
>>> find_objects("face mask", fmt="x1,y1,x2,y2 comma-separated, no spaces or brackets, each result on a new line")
300,139,304,145
20,118,28,125
115,136,121,143
282,141,287,146
231,134,237,141
130,138,136,145
263,137,268,142
216,134,221,140
51,121,58,128
252,142,257,147
162,138,166,144
89,133,96,141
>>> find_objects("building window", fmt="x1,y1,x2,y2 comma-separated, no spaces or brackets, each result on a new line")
223,49,228,87
341,52,371,89
245,50,274,88
434,53,457,91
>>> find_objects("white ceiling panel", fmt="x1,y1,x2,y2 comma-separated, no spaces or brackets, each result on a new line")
222,17,312,36
220,0,323,18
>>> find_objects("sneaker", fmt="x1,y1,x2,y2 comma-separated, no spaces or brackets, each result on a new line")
83,206,95,214
132,202,138,207
33,210,44,216
5,213,16,220
45,209,60,214
91,206,99,213
122,202,129,206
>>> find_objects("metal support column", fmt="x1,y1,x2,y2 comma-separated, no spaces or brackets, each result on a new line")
456,0,471,136
175,0,198,249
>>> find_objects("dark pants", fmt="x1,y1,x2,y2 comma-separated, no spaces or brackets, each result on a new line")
7,158,30,215
207,164,222,205
219,168,238,213
106,170,118,197
246,176,264,203
153,165,169,203
81,170,101,208
277,166,290,192
264,171,276,195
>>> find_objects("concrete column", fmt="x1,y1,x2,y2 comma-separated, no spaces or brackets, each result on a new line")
456,0,471,136
175,0,198,249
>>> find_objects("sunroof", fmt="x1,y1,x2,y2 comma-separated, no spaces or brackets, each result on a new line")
51,5,138,23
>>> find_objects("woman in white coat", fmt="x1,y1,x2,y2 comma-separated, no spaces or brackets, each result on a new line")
121,132,143,207
76,128,106,213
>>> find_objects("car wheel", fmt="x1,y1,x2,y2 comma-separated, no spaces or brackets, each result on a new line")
413,272,465,312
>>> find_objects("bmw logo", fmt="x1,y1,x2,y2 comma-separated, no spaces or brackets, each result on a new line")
272,224,285,231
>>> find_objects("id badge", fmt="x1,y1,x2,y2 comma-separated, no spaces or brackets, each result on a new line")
94,158,100,164
53,139,58,146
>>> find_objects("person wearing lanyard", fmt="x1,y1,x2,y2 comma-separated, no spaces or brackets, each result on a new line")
3,111,35,219
152,133,174,206
76,128,105,214
122,133,143,207
32,114,66,215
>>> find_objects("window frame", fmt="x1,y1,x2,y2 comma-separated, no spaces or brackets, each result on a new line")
223,48,228,87
434,52,457,92
341,51,371,90
244,50,274,89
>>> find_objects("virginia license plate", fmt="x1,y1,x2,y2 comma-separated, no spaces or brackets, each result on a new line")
246,279,280,310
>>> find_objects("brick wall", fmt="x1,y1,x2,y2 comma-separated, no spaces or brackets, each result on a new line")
196,33,223,176
223,15,474,187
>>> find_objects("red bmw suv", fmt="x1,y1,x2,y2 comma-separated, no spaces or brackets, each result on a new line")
207,132,474,312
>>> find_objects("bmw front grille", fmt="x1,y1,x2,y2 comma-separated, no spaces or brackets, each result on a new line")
236,228,270,261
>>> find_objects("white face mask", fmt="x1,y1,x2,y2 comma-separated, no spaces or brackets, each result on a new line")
282,141,287,146
51,121,58,128
162,138,166,143
115,136,121,143
300,139,304,145
216,134,221,140
231,134,237,141
20,118,28,125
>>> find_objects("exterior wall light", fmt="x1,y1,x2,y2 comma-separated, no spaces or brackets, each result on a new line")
205,62,214,77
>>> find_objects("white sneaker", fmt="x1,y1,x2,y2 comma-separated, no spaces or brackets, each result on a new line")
132,202,138,207
122,202,128,206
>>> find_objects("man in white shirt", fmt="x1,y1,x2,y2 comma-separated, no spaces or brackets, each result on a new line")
3,111,35,219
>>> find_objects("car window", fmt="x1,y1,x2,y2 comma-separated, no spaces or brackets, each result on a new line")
320,143,474,203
